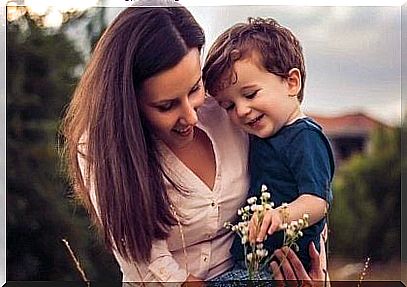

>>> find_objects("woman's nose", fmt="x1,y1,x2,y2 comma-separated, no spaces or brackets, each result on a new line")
180,100,198,126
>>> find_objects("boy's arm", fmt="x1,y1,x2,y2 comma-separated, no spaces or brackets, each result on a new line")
254,194,328,242
275,193,328,227
251,127,334,242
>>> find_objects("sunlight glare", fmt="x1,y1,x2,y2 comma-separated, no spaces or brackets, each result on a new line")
22,0,99,27
43,7,64,27
25,0,49,15
6,2,25,22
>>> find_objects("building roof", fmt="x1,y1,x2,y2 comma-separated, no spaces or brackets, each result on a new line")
308,112,386,137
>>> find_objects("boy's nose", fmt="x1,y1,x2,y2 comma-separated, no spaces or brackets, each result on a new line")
236,104,251,118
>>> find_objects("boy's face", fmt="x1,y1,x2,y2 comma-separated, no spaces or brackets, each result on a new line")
214,54,302,138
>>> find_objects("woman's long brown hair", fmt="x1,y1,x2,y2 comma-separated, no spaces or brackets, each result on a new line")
61,3,204,262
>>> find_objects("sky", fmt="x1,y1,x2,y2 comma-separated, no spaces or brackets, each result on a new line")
188,6,403,125
7,2,404,126
102,4,404,125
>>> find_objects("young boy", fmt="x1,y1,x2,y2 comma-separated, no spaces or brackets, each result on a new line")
203,17,334,272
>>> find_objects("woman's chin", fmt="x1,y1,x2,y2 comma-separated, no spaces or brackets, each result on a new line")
165,128,195,150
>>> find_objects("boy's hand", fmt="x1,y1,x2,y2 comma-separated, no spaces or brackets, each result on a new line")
248,208,282,243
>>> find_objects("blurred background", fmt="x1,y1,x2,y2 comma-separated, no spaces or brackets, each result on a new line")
5,0,406,283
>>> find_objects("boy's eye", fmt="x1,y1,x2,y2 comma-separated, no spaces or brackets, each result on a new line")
244,90,259,99
220,101,235,111
190,83,202,94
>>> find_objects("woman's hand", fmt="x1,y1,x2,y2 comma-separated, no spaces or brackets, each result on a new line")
182,274,206,287
270,241,327,287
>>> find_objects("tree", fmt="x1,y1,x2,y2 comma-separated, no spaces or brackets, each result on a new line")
330,126,401,262
7,12,120,281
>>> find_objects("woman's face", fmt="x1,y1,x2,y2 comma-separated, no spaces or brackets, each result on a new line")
140,48,205,151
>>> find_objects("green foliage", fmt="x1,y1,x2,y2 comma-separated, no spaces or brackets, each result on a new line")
7,13,120,281
330,126,401,262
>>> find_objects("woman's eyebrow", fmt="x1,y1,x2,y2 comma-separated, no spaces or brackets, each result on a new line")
151,98,176,106
150,76,202,105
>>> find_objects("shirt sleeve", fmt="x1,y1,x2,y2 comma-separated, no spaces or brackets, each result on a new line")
77,150,188,284
282,129,334,206
114,240,188,284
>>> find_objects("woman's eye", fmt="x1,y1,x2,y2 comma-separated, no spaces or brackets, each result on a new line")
157,102,173,112
245,90,259,99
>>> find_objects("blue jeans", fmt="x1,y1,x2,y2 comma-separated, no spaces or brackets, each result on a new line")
208,263,274,286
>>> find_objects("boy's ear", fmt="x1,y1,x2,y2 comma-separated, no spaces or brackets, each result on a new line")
286,68,302,96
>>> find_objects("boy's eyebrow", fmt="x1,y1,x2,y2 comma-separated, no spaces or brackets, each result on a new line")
240,84,257,91
190,76,202,91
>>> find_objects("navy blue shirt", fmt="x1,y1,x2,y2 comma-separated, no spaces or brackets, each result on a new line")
231,118,335,271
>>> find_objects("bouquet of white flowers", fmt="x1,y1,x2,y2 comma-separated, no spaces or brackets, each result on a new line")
224,184,309,280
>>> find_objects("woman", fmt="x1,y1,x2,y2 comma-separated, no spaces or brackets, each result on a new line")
62,1,326,285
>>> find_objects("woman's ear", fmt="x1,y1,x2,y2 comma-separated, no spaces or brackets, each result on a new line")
286,68,302,97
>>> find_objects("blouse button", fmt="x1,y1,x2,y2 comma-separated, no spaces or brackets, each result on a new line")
159,267,167,275
211,202,215,207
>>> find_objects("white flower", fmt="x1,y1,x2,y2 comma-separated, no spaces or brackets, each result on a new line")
250,205,257,212
256,249,268,258
247,253,253,261
241,227,248,235
231,225,238,232
241,236,248,244
244,206,250,212
298,231,303,237
291,220,298,228
303,213,309,221
261,192,271,200
247,197,257,205
261,184,268,192
298,219,304,226
264,203,272,210
256,205,264,212
286,228,294,237
256,243,264,249
238,222,245,228
237,209,243,216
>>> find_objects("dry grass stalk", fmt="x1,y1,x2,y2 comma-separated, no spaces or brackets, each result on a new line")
62,238,90,287
357,257,371,287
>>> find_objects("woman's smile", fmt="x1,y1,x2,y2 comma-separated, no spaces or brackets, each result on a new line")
172,125,194,137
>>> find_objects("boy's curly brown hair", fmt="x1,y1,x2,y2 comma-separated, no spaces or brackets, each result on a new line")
203,17,306,103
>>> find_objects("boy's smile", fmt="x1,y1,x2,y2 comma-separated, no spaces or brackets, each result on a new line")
214,53,304,138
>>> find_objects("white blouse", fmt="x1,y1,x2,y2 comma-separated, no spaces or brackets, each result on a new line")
83,97,249,284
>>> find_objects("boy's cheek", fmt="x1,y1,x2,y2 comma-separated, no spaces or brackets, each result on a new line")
230,114,244,128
